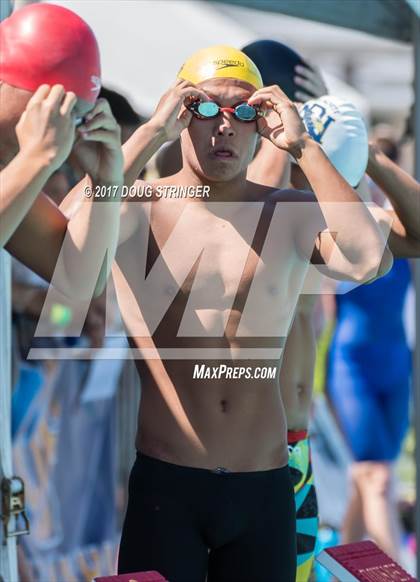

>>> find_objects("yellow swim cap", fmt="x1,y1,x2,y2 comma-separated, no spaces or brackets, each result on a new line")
178,45,263,90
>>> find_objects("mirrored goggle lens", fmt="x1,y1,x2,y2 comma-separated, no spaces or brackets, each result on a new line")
197,102,220,118
235,104,257,121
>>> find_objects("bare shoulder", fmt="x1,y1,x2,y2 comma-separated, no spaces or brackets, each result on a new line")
267,188,317,204
120,175,186,241
123,178,158,203
124,175,185,204
244,182,315,204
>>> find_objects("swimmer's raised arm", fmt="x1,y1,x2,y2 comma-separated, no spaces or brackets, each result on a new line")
248,85,390,282
1,5,127,299
247,59,328,191
122,80,208,187
7,97,124,299
247,139,290,189
367,142,420,258
0,85,77,247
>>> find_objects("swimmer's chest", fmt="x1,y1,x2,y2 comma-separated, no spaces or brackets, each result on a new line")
148,204,298,305
114,202,305,338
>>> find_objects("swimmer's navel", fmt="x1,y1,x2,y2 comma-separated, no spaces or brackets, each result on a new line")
220,399,229,413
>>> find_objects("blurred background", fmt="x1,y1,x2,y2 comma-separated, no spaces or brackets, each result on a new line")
42,1,413,124
3,1,417,581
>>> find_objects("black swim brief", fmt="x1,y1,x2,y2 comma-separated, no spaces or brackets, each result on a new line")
118,452,296,582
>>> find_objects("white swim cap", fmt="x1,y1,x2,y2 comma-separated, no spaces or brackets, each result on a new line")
300,96,368,187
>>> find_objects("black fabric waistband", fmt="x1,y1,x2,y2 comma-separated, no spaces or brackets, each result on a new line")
135,451,288,479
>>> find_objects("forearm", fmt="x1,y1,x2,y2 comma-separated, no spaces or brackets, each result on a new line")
299,139,385,277
367,145,420,240
0,150,53,247
123,121,167,186
58,176,122,298
248,139,290,188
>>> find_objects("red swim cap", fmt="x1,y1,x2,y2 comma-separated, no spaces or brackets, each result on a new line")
0,3,101,103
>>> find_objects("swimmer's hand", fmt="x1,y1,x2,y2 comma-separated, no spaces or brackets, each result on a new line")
148,80,209,142
16,84,77,173
248,85,309,159
294,63,328,102
74,98,124,186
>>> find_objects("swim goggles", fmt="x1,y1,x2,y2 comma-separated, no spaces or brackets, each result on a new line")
187,100,263,122
74,116,86,128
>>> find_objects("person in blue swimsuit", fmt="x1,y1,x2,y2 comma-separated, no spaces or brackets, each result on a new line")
327,141,413,559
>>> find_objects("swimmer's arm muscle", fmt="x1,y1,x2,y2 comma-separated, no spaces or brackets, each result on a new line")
248,139,290,189
122,81,209,186
0,150,54,247
6,193,68,281
6,96,123,299
311,232,393,282
296,139,389,282
367,144,420,258
1,85,76,248
385,212,420,258
6,177,120,299
122,122,166,187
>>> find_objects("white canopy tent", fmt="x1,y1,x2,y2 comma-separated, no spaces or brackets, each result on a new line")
44,0,370,116
212,5,412,120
